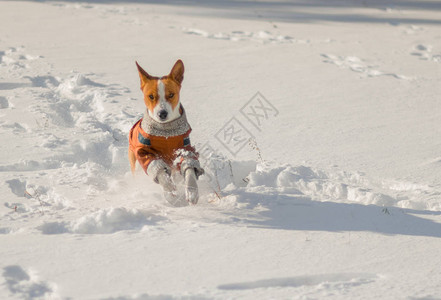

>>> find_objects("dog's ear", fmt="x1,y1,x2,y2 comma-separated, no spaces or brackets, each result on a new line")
169,59,184,85
136,61,153,89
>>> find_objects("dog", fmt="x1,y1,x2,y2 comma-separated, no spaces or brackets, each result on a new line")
128,59,204,205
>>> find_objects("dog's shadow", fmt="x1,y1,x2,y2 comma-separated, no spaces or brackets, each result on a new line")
216,189,441,238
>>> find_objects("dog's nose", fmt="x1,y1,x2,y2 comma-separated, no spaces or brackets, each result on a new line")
158,110,168,121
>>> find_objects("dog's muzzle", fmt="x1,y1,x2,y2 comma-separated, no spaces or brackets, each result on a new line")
158,110,168,121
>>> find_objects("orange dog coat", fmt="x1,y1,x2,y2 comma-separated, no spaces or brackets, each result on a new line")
128,108,197,174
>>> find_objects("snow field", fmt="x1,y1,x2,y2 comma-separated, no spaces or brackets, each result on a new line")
1,0,441,299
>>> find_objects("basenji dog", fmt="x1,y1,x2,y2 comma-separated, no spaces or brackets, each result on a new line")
128,60,204,205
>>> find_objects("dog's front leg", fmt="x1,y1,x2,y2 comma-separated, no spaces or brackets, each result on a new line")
181,158,204,205
148,159,176,193
156,169,176,193
184,168,199,205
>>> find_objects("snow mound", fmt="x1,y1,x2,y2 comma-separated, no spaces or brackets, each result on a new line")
0,227,13,234
411,44,441,62
0,121,29,133
0,96,9,109
6,179,27,197
28,73,117,130
2,265,58,300
248,164,396,206
321,53,412,80
200,155,441,211
38,207,164,234
199,152,257,190
182,27,302,44
0,47,30,69
218,273,378,290
3,179,71,217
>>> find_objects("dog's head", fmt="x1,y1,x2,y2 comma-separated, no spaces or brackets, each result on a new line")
136,60,184,123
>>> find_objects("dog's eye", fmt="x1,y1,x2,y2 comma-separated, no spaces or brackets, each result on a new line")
148,94,154,100
168,93,174,98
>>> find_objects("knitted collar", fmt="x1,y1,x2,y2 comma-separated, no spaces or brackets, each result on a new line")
141,105,191,137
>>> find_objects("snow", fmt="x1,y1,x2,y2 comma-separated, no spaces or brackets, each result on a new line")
1,0,441,299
